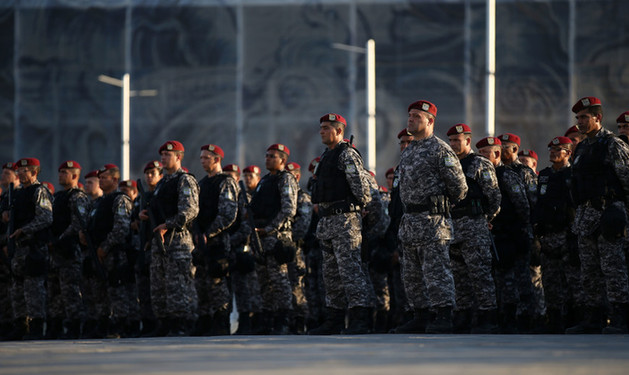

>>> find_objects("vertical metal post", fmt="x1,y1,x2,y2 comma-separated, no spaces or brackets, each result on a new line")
236,3,245,167
122,73,130,180
366,39,376,173
485,0,496,137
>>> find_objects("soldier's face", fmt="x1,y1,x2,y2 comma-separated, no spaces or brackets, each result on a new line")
448,133,470,157
575,109,600,135
265,150,284,172
160,151,179,170
386,173,394,190
84,177,100,195
0,168,17,186
243,172,260,191
518,156,537,172
479,147,501,166
17,167,36,186
200,150,220,174
98,171,117,193
548,146,570,164
407,109,432,137
320,122,341,146
58,169,73,187
144,168,162,188
500,143,517,161
566,131,584,146
120,186,138,201
618,123,629,136
399,134,414,152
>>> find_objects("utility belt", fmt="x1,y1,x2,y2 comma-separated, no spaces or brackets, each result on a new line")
450,199,484,219
404,195,450,216
318,200,362,217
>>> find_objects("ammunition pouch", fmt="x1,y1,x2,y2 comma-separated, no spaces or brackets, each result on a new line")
404,195,450,216
272,237,296,264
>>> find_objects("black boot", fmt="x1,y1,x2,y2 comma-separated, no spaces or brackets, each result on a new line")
394,308,429,334
142,317,170,337
236,312,252,335
341,307,371,334
192,315,213,336
308,308,345,335
211,309,231,336
500,303,518,334
373,310,388,333
23,318,45,340
470,309,498,334
81,319,98,339
125,320,141,338
270,310,290,335
44,317,63,340
517,310,533,334
167,317,189,337
106,319,122,339
603,303,628,334
545,308,563,334
140,318,157,337
291,316,306,335
452,309,472,334
2,317,28,341
425,307,453,334
251,312,271,335
60,319,81,339
566,306,604,334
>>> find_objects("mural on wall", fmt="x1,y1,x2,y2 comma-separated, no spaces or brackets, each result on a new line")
1,0,628,187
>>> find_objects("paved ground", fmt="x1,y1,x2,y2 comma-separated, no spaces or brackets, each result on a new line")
1,334,628,375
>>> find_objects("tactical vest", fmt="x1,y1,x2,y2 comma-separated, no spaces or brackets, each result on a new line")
452,153,488,215
13,184,40,229
196,173,229,232
249,172,284,226
534,167,574,233
150,172,186,223
51,188,82,236
89,191,123,245
492,165,522,228
571,135,624,207
311,143,359,205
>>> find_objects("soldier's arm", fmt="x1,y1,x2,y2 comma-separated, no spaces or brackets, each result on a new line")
477,158,501,221
20,185,53,235
61,191,90,239
607,137,629,200
100,194,132,254
292,193,313,241
505,170,530,224
440,147,468,204
265,172,298,234
166,174,200,230
340,148,372,206
206,177,238,238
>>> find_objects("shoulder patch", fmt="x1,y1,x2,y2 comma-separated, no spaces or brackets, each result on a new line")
481,171,491,181
345,163,357,174
182,186,191,196
511,184,522,193
444,156,456,167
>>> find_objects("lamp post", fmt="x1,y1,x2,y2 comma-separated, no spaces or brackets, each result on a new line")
331,39,376,173
98,74,157,180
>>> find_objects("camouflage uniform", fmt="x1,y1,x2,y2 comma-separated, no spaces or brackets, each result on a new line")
314,142,374,311
398,135,467,311
10,181,53,326
571,128,629,323
131,191,155,333
47,187,89,336
0,190,14,335
193,171,238,333
449,152,500,317
149,168,200,327
288,188,312,330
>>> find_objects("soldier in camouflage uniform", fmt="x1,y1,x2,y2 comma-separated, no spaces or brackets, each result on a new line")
446,124,500,334
309,113,374,335
141,140,199,337
477,137,530,333
46,161,89,339
0,163,17,339
534,136,584,333
3,158,53,340
286,162,312,334
192,144,238,336
231,164,264,334
567,97,629,334
82,164,133,338
397,101,467,334
249,144,298,335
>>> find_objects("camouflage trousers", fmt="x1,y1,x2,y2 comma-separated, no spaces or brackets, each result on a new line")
194,235,232,316
287,246,308,317
10,243,47,319
449,242,497,311
102,250,130,321
47,257,83,320
494,251,534,311
256,232,293,312
369,267,390,311
317,212,375,310
231,266,263,314
540,231,584,310
0,261,13,323
304,246,326,323
135,260,154,322
150,231,198,320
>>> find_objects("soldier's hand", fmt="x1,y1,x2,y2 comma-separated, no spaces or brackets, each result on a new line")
9,228,22,239
153,223,168,243
97,247,106,264
130,220,139,231
1,211,8,223
139,209,149,221
79,231,88,246
312,204,319,215
487,222,493,231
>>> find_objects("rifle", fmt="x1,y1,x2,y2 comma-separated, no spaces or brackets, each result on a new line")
137,179,166,255
82,211,107,281
7,182,15,259
237,180,264,263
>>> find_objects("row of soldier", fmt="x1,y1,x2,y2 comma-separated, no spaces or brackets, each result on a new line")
1,96,629,339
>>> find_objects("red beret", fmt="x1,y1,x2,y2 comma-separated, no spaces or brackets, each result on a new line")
58,160,81,171
267,143,290,156
476,137,502,149
446,123,472,136
616,111,629,124
144,160,162,172
119,180,137,189
320,113,347,127
385,167,395,177
17,158,40,167
308,157,320,173
397,129,411,139
518,149,538,161
564,125,579,136
243,165,261,174
200,144,224,159
159,140,184,153
99,163,118,175
572,96,602,113
498,133,521,146
408,100,437,117
223,164,240,174
42,182,55,194
548,136,573,148
286,162,301,172
2,162,17,170
85,170,99,179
